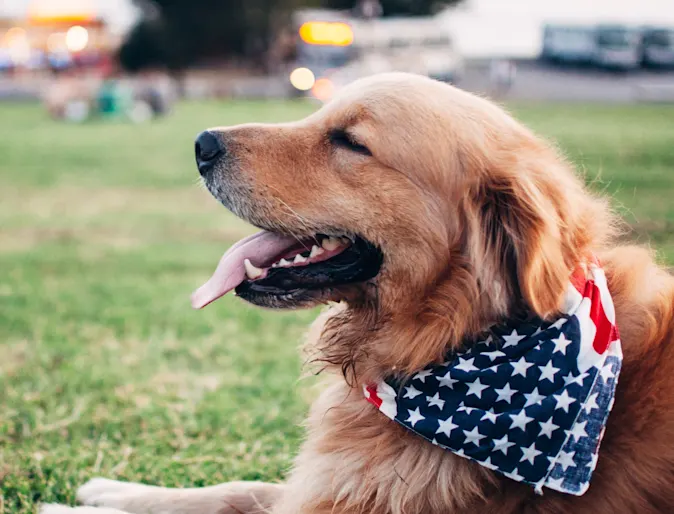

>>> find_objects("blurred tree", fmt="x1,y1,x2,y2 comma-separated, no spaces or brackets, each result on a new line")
118,19,172,72
117,0,462,73
118,0,320,72
323,0,462,16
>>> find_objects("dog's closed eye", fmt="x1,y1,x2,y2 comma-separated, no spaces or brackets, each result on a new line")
329,129,372,157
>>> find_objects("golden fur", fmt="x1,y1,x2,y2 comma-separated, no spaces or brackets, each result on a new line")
52,73,674,514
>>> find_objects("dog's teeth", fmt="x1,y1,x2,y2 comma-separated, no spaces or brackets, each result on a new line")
294,253,307,264
272,262,279,268
244,259,263,280
309,245,324,258
321,237,341,252
279,258,291,267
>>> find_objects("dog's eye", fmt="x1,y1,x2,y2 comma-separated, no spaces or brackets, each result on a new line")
329,130,372,156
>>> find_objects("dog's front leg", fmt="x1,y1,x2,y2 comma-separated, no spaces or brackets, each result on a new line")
40,506,132,514
42,478,285,514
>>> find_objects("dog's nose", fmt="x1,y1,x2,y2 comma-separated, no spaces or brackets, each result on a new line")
195,130,224,175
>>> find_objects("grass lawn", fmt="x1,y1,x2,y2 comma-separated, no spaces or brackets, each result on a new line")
1,99,673,513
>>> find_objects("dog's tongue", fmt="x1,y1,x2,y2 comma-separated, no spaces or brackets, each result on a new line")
191,230,298,309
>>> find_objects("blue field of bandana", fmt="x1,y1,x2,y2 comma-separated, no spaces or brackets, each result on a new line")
380,316,621,495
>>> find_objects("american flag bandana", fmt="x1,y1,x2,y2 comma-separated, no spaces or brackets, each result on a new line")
365,261,621,496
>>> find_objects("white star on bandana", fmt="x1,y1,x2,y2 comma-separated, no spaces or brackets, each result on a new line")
511,357,535,377
427,392,446,410
502,330,527,348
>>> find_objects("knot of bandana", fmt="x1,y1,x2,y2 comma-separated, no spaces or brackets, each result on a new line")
364,261,621,496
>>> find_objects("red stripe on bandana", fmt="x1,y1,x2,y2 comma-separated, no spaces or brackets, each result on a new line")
587,280,618,354
365,384,383,408
571,257,619,356
570,266,587,295
583,280,619,355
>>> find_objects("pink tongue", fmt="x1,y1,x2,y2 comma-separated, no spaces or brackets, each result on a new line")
191,230,300,309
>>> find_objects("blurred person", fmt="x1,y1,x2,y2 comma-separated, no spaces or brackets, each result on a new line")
355,0,383,19
47,50,73,75
43,66,91,120
96,70,132,119
0,48,13,74
136,70,172,119
490,58,516,97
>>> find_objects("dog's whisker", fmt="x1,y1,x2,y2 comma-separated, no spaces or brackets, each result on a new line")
266,185,316,241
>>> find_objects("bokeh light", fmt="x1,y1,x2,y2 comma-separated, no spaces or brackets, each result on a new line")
5,27,31,64
4,27,27,44
289,67,316,91
312,78,335,102
65,25,89,52
299,22,354,46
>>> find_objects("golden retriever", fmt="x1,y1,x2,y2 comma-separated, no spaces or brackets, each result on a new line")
43,73,674,514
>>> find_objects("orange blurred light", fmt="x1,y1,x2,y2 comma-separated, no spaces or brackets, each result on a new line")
30,14,93,24
4,27,30,64
4,27,27,44
28,0,95,25
299,22,353,46
312,78,335,102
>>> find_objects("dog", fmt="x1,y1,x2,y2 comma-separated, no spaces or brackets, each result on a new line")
42,73,674,514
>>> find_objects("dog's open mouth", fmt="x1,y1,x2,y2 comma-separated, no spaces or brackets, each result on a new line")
192,231,382,309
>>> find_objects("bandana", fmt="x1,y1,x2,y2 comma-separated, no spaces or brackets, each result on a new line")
365,261,621,496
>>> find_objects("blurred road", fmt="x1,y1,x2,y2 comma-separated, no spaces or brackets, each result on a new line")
459,61,674,103
0,78,41,100
2,61,674,102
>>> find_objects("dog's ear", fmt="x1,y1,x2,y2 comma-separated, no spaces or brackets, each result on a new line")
480,166,572,319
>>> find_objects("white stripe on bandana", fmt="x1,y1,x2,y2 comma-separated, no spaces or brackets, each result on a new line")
365,261,621,496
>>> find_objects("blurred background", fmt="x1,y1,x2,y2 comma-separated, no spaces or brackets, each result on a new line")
1,1,673,512
1,0,674,113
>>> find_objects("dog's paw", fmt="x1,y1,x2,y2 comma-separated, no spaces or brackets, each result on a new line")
39,506,77,514
75,478,159,512
75,477,185,513
40,504,130,514
76,478,145,506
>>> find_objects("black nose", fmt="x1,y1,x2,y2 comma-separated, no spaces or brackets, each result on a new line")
195,130,224,175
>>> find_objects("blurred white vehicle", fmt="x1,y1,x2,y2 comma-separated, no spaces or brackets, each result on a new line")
593,25,642,70
542,24,597,64
642,27,674,68
288,9,463,102
352,18,463,83
542,23,642,71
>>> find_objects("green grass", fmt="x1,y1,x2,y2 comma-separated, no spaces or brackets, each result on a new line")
0,99,672,513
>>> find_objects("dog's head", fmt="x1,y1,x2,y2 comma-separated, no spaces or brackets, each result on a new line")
192,73,613,376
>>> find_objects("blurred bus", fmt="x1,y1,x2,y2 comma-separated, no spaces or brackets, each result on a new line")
542,25,596,64
288,9,462,101
542,23,642,71
352,17,463,84
641,27,674,68
593,25,641,70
